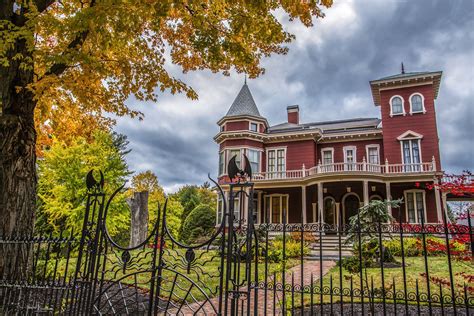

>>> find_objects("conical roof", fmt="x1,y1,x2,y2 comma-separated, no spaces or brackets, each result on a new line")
225,83,262,118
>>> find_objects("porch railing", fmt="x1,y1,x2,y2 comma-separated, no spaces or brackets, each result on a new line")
252,158,437,181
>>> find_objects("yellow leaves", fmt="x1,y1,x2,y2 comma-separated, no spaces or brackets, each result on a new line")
4,0,331,152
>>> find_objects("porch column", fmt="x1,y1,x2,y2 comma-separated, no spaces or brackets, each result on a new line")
385,182,392,217
441,192,449,223
335,203,341,226
301,185,307,224
434,178,443,223
318,183,324,224
257,191,263,224
363,180,369,206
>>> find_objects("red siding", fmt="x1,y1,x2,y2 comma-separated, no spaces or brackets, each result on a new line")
225,121,249,131
380,84,442,170
265,140,317,170
318,139,384,164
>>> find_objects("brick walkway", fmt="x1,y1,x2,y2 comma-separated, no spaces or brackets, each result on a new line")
168,260,336,315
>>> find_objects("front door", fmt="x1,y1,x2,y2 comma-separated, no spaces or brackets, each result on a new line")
344,194,360,225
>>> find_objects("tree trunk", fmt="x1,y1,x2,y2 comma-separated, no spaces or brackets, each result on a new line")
128,191,149,248
0,3,37,278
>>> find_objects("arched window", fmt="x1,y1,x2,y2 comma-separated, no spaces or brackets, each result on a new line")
390,96,404,116
410,93,425,114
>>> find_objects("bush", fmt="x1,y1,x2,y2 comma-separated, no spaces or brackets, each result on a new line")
180,204,216,244
266,234,310,262
384,237,422,257
340,256,370,274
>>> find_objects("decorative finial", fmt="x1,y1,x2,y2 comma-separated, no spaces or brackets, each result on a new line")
244,73,247,85
401,62,405,74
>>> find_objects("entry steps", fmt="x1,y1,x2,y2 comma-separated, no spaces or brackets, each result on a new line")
265,232,353,261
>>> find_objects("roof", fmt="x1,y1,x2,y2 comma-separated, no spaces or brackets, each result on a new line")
372,71,441,82
268,117,381,134
224,83,262,118
369,70,442,106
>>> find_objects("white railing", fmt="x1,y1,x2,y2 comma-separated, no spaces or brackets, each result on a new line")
251,158,437,181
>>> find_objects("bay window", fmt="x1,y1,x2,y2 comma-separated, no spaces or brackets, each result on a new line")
229,149,241,168
218,151,225,175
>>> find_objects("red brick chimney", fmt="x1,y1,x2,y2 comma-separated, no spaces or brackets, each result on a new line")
287,105,299,125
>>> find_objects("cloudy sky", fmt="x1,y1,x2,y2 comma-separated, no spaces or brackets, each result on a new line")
116,0,474,193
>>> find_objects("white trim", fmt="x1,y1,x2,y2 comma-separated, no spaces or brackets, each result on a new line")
247,148,262,173
218,150,226,176
266,147,287,173
249,121,259,132
404,189,427,223
365,144,380,164
389,95,406,117
320,147,334,164
409,92,426,115
343,145,357,171
399,139,423,166
343,145,357,162
369,194,383,201
341,192,360,225
397,130,423,141
263,194,289,224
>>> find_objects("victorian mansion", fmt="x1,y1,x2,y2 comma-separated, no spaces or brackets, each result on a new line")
214,70,446,226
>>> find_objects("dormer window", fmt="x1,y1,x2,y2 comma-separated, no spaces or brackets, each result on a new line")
409,93,425,114
390,96,405,116
250,122,258,132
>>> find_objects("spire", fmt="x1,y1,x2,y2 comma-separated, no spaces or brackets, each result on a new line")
225,83,262,118
244,73,247,85
401,62,405,74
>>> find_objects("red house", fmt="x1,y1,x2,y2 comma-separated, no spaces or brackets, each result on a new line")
215,70,446,226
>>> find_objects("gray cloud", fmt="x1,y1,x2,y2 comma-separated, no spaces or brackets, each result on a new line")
115,0,474,192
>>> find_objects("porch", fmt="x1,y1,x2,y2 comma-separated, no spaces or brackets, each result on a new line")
245,180,443,226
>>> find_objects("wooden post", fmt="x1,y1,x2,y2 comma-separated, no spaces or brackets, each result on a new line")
128,191,149,248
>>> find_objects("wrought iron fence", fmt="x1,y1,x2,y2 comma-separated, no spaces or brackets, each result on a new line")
0,168,472,315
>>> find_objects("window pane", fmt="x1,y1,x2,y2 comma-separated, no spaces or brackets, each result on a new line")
411,95,423,112
403,141,412,164
412,141,420,164
219,152,225,175
323,150,333,164
282,196,288,222
368,147,379,164
250,123,258,132
268,151,275,172
248,149,260,173
277,149,285,172
416,192,424,223
392,97,403,114
230,149,241,168
407,192,416,222
272,196,280,223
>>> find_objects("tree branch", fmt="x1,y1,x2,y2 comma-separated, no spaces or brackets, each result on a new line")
42,0,96,78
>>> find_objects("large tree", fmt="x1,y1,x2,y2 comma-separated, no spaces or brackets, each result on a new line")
0,0,332,239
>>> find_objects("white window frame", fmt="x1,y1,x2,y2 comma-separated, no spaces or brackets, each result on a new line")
389,95,405,117
397,131,423,170
216,193,224,225
266,147,287,176
247,148,261,173
404,190,427,223
218,150,226,176
321,148,334,165
263,194,289,224
249,121,259,132
228,148,242,169
365,144,380,165
343,146,357,171
409,93,426,114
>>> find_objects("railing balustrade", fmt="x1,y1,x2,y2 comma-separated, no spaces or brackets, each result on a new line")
252,161,436,181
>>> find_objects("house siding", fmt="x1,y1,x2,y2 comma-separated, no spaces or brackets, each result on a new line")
380,84,441,169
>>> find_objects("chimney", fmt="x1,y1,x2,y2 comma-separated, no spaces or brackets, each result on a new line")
287,105,299,125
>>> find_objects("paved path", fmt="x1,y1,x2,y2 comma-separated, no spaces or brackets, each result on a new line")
168,260,336,315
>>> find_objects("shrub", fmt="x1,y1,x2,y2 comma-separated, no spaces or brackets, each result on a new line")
383,237,422,257
180,204,216,244
266,234,309,262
